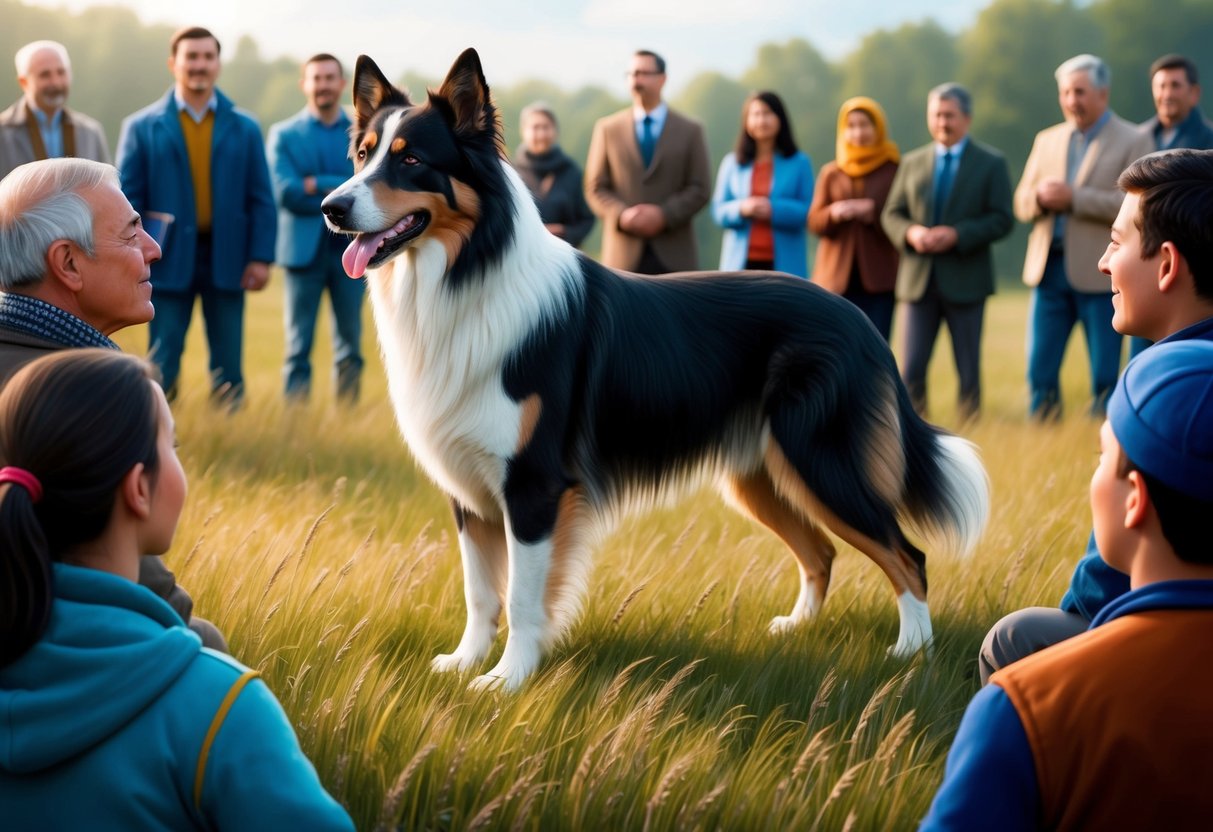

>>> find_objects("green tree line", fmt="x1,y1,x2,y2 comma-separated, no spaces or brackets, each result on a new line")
4,0,1211,279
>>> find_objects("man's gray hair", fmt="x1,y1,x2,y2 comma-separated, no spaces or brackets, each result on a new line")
0,158,117,290
14,40,71,78
928,82,972,116
1055,54,1110,90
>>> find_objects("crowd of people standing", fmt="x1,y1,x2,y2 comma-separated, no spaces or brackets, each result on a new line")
2,26,1213,830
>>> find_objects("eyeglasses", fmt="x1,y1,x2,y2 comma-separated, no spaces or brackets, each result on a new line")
625,70,664,79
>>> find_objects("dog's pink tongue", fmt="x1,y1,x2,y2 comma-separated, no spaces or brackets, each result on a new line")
342,231,389,279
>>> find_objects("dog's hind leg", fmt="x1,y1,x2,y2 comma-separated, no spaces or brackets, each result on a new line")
470,487,593,692
722,470,836,634
764,440,933,657
432,501,509,674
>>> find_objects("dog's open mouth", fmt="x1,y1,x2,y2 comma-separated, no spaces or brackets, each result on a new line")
341,211,431,278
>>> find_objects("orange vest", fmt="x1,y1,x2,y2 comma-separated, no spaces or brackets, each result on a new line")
993,609,1213,830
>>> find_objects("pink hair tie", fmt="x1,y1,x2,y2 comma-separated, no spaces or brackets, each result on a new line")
0,466,43,504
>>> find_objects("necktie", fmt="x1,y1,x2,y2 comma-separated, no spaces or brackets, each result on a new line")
640,115,656,168
932,150,954,225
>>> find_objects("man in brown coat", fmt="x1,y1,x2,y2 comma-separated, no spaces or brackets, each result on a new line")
584,50,711,274
0,157,226,651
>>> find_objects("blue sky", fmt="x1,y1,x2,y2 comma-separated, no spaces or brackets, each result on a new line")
29,0,992,92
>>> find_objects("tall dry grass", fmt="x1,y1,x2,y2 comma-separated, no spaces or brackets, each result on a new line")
112,282,1101,829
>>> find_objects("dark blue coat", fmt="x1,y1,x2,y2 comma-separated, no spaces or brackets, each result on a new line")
116,88,276,292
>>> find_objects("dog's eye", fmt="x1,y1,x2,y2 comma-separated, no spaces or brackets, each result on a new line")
402,153,420,166
356,147,367,162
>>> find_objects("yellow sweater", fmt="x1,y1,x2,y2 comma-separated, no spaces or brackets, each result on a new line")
178,110,214,232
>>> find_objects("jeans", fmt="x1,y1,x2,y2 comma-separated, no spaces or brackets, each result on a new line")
283,237,365,402
1027,250,1122,419
148,237,246,406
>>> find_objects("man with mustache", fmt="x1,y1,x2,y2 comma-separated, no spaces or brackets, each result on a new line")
116,26,275,409
0,41,110,179
267,54,362,404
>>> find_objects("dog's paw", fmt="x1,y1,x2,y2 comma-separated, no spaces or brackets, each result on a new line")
431,652,476,674
768,614,803,635
468,672,507,692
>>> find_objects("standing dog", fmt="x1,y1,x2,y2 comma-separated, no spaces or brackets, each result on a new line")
322,49,989,691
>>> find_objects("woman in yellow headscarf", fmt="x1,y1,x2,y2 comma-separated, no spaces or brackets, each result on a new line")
808,97,901,340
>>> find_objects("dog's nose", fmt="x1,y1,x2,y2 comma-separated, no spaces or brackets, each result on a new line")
322,193,351,226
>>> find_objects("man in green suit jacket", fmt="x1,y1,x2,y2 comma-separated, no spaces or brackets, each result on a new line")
882,83,1014,420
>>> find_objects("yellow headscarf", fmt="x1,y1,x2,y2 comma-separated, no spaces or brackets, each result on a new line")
835,96,900,179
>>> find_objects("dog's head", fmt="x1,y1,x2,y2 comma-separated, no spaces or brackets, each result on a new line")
322,48,512,283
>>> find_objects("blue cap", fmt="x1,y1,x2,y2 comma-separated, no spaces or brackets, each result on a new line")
1108,340,1213,501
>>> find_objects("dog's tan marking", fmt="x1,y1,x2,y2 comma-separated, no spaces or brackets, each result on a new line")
726,470,836,613
765,441,923,600
368,179,481,266
515,394,543,455
864,378,906,506
390,137,407,154
545,487,590,623
363,132,378,151
464,510,509,622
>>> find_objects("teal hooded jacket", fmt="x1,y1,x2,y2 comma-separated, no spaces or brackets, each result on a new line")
0,563,353,830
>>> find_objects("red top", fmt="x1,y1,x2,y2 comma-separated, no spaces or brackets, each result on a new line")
746,159,774,263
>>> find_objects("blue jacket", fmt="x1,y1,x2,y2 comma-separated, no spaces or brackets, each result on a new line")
1061,315,1213,619
922,580,1213,831
116,88,277,293
0,564,353,831
267,108,354,269
711,150,813,277
1140,106,1213,151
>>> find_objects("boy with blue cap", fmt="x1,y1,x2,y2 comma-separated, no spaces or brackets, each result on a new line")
922,339,1213,830
980,148,1213,681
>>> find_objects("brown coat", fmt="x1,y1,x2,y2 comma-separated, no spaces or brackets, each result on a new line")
0,325,60,388
0,97,111,180
584,107,711,272
808,161,899,294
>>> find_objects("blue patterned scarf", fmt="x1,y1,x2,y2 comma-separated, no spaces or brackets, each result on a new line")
0,292,119,350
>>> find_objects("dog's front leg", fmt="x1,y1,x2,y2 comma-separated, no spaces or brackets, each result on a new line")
432,502,508,674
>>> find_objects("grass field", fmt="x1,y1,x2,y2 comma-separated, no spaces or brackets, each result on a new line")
113,279,1105,830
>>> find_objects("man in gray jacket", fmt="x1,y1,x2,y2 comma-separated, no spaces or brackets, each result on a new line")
0,41,110,180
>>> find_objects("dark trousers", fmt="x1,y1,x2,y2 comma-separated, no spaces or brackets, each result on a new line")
902,278,985,419
843,268,894,342
148,235,246,406
634,244,669,275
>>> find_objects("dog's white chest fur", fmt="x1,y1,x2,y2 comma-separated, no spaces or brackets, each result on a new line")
365,201,578,518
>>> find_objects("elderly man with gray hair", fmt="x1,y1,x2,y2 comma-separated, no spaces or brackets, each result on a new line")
0,40,110,179
1015,54,1154,420
0,157,227,651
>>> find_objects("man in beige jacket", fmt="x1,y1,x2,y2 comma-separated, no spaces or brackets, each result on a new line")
584,50,711,274
1016,54,1154,420
0,41,110,180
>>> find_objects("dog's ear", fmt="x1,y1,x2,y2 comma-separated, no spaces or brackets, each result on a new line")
352,55,411,129
435,48,494,138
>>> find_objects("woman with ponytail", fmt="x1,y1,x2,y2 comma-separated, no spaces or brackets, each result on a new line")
0,349,352,830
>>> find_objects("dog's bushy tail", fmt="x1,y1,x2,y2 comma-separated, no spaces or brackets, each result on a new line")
897,386,989,558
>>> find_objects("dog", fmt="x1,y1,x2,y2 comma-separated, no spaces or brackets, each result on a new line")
321,49,989,691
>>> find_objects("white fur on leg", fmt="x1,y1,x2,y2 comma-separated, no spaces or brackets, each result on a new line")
768,567,824,634
888,591,933,658
469,537,553,692
432,526,504,674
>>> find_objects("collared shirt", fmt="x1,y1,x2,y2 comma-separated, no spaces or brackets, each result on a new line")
1054,109,1113,244
31,107,64,158
174,90,218,125
633,101,669,147
0,292,118,350
303,109,354,179
932,137,968,211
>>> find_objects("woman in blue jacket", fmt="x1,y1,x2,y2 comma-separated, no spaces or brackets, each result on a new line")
711,91,814,277
0,350,352,831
